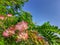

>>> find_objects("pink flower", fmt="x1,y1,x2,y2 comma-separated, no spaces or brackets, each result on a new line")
3,30,9,37
21,21,28,29
0,15,5,20
20,32,28,40
3,29,15,37
16,32,28,42
15,21,28,32
8,30,15,36
7,14,12,17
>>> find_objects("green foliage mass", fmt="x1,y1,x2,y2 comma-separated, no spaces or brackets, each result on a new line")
36,22,60,45
0,0,28,15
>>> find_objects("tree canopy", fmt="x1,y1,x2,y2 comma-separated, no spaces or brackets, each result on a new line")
0,0,60,45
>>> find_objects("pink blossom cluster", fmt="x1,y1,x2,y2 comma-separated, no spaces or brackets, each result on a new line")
0,15,5,20
3,21,28,42
3,26,15,37
16,31,28,42
0,14,12,20
15,21,28,32
7,14,12,17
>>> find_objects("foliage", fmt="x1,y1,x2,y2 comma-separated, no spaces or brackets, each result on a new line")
36,22,60,45
0,0,28,15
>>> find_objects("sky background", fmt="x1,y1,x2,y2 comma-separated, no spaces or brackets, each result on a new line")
23,0,60,28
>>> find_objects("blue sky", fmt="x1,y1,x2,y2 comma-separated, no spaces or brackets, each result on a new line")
23,0,60,28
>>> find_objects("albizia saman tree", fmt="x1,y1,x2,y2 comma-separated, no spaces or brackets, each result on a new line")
0,0,60,45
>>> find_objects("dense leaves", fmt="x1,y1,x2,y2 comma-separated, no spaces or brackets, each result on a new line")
36,22,60,45
0,0,28,15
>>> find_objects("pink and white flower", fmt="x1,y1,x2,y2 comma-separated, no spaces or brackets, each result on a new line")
0,15,5,20
8,30,15,36
7,14,12,17
3,30,9,37
3,28,15,37
15,21,28,32
16,32,28,42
